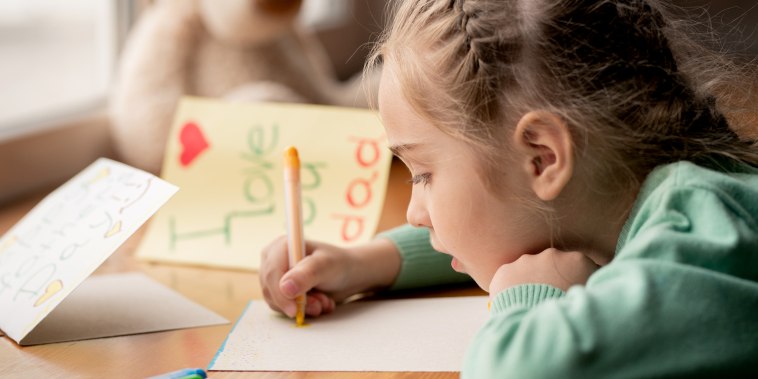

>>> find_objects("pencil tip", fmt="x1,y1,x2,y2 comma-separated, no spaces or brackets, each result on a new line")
285,146,300,167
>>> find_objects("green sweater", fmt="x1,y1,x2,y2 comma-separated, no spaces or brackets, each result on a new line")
379,160,758,377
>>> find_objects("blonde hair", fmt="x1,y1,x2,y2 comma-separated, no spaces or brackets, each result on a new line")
367,0,758,194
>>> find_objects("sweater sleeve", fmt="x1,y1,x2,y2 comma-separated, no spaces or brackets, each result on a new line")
376,224,472,290
462,172,758,378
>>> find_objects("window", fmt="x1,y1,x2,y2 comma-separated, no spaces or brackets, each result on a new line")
0,0,133,141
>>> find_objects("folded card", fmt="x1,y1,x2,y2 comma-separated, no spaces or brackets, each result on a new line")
19,272,226,345
137,98,392,271
0,158,180,345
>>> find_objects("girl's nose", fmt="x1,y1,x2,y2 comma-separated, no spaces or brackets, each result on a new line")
405,189,430,228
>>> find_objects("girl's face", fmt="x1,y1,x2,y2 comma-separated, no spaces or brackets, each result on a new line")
378,64,551,291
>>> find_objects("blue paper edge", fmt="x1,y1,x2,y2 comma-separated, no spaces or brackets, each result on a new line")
207,300,253,370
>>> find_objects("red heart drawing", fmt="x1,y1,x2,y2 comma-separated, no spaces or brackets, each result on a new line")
179,121,209,167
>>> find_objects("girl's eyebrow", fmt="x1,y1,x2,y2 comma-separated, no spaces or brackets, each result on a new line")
388,143,419,159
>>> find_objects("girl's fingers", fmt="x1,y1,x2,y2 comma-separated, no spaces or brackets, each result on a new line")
279,252,336,299
260,235,298,317
261,237,345,319
307,291,336,316
305,295,323,316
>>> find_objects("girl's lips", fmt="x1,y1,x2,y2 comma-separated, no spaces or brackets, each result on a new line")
429,235,446,254
430,233,464,272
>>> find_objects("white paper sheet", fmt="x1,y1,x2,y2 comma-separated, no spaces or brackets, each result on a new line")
209,296,489,372
20,272,227,345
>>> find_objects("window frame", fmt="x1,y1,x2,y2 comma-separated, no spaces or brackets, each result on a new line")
0,0,136,142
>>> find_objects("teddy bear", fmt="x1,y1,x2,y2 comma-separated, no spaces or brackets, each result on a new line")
109,0,379,174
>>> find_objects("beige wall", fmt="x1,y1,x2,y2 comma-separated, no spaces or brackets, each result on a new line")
0,114,113,205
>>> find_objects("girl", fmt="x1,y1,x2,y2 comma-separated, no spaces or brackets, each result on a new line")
260,0,758,376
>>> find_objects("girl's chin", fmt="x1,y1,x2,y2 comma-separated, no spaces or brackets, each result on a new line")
451,257,466,273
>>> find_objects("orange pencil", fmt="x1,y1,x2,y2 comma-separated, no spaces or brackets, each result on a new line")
284,146,306,326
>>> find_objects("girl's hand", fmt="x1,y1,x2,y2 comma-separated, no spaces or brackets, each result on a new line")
489,248,599,296
259,236,401,319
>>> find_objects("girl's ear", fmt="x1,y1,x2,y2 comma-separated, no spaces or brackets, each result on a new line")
512,111,574,201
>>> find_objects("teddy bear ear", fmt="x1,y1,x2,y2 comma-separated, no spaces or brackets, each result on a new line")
256,0,302,16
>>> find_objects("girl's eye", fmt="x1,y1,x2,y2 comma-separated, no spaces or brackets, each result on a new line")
409,172,432,186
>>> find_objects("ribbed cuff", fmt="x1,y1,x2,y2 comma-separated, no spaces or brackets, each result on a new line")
491,284,564,314
377,224,470,290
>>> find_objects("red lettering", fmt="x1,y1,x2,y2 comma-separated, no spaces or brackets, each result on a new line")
332,214,365,242
346,171,378,208
350,137,382,168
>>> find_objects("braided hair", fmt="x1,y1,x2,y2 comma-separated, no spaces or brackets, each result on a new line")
368,0,758,190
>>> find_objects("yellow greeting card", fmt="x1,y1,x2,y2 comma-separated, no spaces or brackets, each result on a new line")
137,98,392,271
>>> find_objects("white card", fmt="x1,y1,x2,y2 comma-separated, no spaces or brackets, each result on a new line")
0,158,178,344
20,272,227,345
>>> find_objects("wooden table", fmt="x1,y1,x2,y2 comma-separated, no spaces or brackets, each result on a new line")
0,160,484,379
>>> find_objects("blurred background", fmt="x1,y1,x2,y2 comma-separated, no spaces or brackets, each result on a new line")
0,0,755,206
